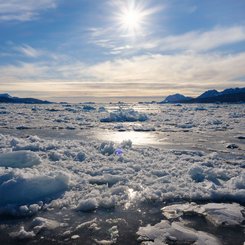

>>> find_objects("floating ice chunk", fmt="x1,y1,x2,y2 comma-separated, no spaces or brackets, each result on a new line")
66,125,76,130
83,105,96,111
31,106,38,111
0,171,69,206
177,123,194,129
98,106,106,112
162,202,245,226
227,174,245,189
89,174,123,187
100,142,115,156
28,135,41,142
137,220,221,245
203,203,244,226
10,138,25,147
109,226,119,243
140,220,221,244
13,143,42,152
208,119,223,125
0,151,41,168
0,203,42,217
189,165,205,182
48,151,62,162
71,235,80,240
133,126,155,132
76,198,98,212
75,151,86,162
100,109,148,122
120,140,132,149
94,239,114,245
162,203,200,219
75,218,98,230
99,197,116,209
31,217,60,234
10,226,35,240
29,204,41,214
65,107,79,113
194,107,207,111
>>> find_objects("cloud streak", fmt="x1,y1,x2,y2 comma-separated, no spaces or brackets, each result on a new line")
89,26,245,55
157,26,245,52
0,0,57,21
15,45,43,58
0,51,244,99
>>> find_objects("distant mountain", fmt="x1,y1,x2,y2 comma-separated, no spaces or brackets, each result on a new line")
222,87,245,95
0,93,52,104
197,89,220,99
161,93,192,103
161,87,245,103
0,93,12,99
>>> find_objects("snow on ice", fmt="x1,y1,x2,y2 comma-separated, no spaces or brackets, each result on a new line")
0,103,244,244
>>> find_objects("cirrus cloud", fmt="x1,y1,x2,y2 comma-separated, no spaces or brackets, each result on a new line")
0,51,244,99
0,0,57,21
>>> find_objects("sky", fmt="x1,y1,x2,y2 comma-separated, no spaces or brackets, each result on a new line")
0,0,245,102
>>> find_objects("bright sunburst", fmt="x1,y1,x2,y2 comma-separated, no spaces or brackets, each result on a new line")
117,1,146,36
120,7,143,33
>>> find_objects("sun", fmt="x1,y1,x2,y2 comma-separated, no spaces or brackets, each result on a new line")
117,2,145,36
120,8,143,33
114,0,159,38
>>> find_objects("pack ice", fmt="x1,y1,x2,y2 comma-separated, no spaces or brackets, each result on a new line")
0,103,244,244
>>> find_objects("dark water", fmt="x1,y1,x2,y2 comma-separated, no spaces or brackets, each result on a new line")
0,202,244,245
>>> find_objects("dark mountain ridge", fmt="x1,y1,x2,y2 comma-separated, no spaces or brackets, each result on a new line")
161,87,245,103
0,93,52,104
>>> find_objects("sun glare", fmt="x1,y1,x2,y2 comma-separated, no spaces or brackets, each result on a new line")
121,8,143,33
117,1,146,36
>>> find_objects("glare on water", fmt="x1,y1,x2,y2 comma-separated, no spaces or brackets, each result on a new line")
95,130,159,146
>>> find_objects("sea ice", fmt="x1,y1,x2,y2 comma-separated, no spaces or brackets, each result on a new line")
137,220,221,245
76,198,98,212
0,171,69,206
31,217,60,233
162,202,245,226
100,109,148,122
10,226,35,240
0,150,41,168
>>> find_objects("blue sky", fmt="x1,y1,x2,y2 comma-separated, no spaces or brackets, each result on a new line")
0,0,245,101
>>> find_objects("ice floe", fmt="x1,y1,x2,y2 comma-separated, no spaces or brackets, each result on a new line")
100,109,148,122
137,220,221,245
162,202,245,226
0,150,41,168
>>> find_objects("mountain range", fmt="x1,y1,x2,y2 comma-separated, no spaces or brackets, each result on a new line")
1,88,245,104
161,87,245,103
0,93,51,104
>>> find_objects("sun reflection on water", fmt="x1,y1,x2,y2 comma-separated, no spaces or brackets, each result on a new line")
96,130,159,146
125,188,138,209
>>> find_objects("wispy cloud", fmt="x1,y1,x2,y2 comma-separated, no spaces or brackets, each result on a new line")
0,52,244,98
15,44,43,58
157,26,245,52
0,0,57,21
89,26,245,55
